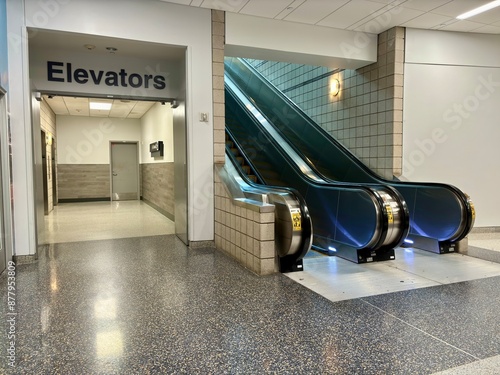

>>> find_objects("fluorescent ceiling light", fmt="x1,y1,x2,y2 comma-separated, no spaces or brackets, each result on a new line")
90,102,112,110
456,0,500,20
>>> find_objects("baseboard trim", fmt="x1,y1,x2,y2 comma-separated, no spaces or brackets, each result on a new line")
142,198,175,221
12,254,38,264
470,226,500,233
58,197,111,203
189,240,216,249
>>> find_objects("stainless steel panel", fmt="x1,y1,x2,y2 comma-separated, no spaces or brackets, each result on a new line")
32,91,45,247
0,90,12,271
173,100,188,245
0,92,4,273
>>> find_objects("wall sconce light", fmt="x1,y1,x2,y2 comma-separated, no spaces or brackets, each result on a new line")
330,79,340,96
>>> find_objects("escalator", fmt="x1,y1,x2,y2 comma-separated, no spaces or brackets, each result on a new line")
217,148,313,272
225,57,475,254
225,76,410,263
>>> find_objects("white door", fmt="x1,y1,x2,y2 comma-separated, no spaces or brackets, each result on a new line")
110,142,139,201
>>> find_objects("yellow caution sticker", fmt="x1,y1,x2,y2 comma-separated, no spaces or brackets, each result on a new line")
291,209,301,231
385,204,394,224
469,201,476,221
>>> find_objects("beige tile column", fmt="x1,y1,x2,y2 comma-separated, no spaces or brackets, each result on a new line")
212,10,225,164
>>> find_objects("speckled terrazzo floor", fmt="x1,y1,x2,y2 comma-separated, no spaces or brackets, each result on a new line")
1,235,499,374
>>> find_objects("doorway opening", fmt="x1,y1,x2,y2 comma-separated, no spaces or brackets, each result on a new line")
35,94,185,245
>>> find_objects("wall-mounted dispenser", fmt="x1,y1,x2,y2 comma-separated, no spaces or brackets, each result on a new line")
150,141,164,157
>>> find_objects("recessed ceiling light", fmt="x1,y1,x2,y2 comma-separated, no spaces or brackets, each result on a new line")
106,47,118,54
90,102,112,110
84,44,96,50
456,0,500,20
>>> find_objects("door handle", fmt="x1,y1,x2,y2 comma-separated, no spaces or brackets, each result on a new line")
113,173,118,176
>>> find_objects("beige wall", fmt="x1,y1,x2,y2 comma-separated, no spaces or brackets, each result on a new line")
214,171,277,275
57,164,110,201
212,10,225,164
332,27,404,178
141,162,174,220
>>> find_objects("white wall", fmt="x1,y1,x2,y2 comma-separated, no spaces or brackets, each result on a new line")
7,0,214,255
403,29,500,227
141,103,173,163
226,13,377,70
0,0,7,89
57,116,141,164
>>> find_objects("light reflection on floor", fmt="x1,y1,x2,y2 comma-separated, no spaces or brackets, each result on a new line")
43,201,175,244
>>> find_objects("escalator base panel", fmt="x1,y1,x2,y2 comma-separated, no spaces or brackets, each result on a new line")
404,235,456,254
279,258,304,273
312,245,396,264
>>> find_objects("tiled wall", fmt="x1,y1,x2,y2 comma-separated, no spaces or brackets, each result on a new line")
141,162,174,220
40,99,56,211
212,10,279,275
247,27,405,179
57,164,110,200
212,10,225,164
214,171,277,275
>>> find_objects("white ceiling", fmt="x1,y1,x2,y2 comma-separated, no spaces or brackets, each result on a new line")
43,95,157,119
161,0,500,34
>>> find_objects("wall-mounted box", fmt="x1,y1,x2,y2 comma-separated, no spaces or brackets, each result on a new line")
150,141,164,156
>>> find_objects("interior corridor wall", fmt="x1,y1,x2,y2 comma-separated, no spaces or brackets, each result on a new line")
40,99,56,211
56,116,141,201
403,29,500,227
7,0,214,256
140,102,175,219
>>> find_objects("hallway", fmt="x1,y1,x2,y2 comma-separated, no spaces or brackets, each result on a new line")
1,203,499,374
43,201,175,244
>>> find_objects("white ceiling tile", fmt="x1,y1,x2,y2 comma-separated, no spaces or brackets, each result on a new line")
365,0,398,4
400,0,453,12
352,7,424,32
64,97,89,117
240,0,295,18
317,0,387,29
44,96,69,115
43,96,156,119
190,0,203,6
200,0,249,12
402,12,454,29
432,0,492,18
158,0,192,5
275,0,306,19
438,19,486,32
283,0,350,25
459,6,500,24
